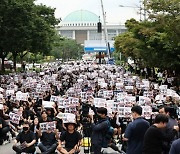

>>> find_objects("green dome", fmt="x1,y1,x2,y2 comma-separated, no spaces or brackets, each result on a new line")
63,10,99,22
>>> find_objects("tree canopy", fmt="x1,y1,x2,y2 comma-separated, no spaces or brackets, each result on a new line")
0,0,59,71
115,0,180,73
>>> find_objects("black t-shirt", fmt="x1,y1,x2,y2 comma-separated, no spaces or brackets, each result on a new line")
39,117,52,123
60,130,82,149
41,132,57,146
16,130,36,145
0,117,7,128
143,125,165,154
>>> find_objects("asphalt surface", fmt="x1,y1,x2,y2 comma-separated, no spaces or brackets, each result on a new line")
0,139,120,154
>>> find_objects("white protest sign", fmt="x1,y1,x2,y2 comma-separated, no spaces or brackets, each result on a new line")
118,107,125,117
106,100,114,109
93,98,106,107
40,121,56,132
124,107,131,117
16,92,29,101
142,80,150,88
58,113,76,123
125,86,134,90
0,104,3,110
0,94,3,99
9,112,21,124
116,82,124,89
6,90,15,96
159,85,168,94
142,106,152,119
42,101,54,108
139,96,151,106
0,88,4,92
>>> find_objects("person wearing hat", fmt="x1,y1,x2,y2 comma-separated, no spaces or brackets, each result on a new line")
57,120,82,154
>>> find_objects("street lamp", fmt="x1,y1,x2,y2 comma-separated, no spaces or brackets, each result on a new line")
119,4,143,21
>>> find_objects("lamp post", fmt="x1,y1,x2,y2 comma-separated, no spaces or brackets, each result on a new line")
119,0,147,21
119,4,143,21
100,0,110,59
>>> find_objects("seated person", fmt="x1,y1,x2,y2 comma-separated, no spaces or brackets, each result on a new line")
0,115,10,144
57,121,82,154
39,110,52,123
38,127,58,154
12,121,36,154
30,117,40,144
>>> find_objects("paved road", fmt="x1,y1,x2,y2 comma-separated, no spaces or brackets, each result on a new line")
0,140,120,154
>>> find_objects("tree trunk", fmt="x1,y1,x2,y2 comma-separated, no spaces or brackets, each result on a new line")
1,56,5,72
13,53,17,72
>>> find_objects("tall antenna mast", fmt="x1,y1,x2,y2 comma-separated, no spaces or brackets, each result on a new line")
100,0,110,59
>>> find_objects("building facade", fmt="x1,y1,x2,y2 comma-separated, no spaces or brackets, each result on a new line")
57,10,127,45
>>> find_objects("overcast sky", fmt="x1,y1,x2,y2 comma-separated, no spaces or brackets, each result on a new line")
35,0,141,24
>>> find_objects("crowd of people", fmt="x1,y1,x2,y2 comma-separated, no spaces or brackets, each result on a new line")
0,61,180,154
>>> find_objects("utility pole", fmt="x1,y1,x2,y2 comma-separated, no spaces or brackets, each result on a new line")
100,0,110,59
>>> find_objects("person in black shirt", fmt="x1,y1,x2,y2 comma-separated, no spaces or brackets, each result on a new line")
0,115,10,144
38,128,58,154
12,121,36,153
57,121,82,154
39,110,52,123
30,117,40,143
143,114,179,154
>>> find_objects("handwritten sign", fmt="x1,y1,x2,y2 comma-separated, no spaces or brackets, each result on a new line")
9,112,21,124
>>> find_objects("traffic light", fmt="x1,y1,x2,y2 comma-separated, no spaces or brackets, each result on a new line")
97,22,102,33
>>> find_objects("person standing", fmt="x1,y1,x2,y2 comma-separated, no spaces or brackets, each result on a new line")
143,114,179,154
123,106,150,154
91,107,110,154
169,138,180,154
159,106,179,153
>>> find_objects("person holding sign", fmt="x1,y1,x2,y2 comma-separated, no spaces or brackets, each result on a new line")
38,124,58,154
57,120,82,154
12,121,36,153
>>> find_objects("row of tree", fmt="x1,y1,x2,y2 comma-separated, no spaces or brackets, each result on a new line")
0,0,83,72
114,0,180,75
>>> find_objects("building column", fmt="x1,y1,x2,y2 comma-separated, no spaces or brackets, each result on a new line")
116,29,119,36
87,30,90,40
72,30,75,39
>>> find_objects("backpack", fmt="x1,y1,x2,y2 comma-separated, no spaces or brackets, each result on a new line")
105,120,114,140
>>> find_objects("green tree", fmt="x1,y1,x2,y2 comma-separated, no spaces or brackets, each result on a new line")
115,0,180,74
0,0,59,71
50,36,84,61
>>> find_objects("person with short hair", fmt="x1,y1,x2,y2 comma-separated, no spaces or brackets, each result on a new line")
57,121,82,154
123,105,150,154
169,138,180,154
143,114,178,154
12,121,36,153
39,110,52,123
91,107,110,154
159,106,179,153
38,127,58,154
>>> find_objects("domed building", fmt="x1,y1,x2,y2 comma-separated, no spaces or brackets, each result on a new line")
58,10,126,43
57,10,126,53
